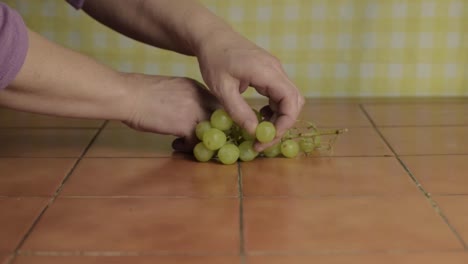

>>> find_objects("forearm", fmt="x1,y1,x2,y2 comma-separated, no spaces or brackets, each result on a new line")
80,0,234,56
0,29,131,121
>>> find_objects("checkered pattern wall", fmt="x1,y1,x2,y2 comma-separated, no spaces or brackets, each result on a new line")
5,0,468,97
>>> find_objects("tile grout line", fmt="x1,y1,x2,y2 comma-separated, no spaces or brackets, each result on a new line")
10,121,108,260
16,251,241,257
237,162,246,264
5,153,468,159
12,248,468,257
359,104,468,249
0,127,102,130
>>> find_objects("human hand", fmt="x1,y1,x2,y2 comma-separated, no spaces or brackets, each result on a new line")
122,74,219,152
195,31,304,151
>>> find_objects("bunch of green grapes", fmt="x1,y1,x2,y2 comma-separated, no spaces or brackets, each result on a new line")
193,109,346,165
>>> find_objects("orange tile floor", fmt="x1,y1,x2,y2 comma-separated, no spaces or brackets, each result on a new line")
1,98,468,264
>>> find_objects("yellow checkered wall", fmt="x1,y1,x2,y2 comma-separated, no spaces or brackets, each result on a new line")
5,0,468,97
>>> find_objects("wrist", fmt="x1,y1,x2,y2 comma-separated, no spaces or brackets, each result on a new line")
113,72,142,124
181,5,236,56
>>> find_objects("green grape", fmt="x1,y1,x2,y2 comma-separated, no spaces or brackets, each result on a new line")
193,142,215,162
262,142,281,158
314,135,322,145
241,128,256,141
238,140,259,162
195,121,212,141
255,121,276,143
210,109,233,131
281,139,300,158
238,108,263,141
299,138,315,153
203,128,227,150
217,143,240,165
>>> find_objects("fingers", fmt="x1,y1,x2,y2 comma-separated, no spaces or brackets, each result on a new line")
216,77,259,135
193,79,219,108
246,69,304,152
173,106,212,153
253,137,281,153
252,70,304,139
274,94,303,137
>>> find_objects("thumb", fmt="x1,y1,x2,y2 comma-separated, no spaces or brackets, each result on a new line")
217,79,258,135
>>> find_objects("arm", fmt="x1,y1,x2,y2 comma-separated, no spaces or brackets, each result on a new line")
0,2,218,151
0,29,131,121
79,0,231,56
1,28,218,151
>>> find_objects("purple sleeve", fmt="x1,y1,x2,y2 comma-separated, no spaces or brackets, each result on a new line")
0,2,29,90
66,0,86,10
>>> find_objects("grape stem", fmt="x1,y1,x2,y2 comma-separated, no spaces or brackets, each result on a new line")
284,128,348,140
300,128,348,137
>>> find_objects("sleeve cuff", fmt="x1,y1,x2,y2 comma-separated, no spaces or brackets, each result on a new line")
0,3,29,90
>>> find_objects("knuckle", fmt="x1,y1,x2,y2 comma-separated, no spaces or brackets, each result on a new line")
254,55,281,74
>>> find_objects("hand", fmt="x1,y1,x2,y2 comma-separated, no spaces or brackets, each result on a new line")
122,74,219,152
196,31,305,151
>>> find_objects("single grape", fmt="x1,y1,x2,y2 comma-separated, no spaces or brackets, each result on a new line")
238,108,263,141
203,128,227,150
195,121,212,141
238,140,259,162
210,109,233,131
314,135,322,145
281,139,300,158
193,142,215,162
262,142,281,158
241,128,256,141
299,138,315,153
256,121,276,143
217,143,240,165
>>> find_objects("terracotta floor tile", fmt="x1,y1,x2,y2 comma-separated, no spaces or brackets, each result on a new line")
380,127,468,155
0,198,48,251
298,104,371,127
310,98,468,104
0,254,11,264
0,108,103,128
244,196,461,253
61,158,238,197
0,158,75,196
21,198,239,253
86,128,180,157
434,195,468,243
12,256,240,264
242,157,418,196
247,253,468,264
401,156,468,195
0,129,96,157
363,103,468,127
317,127,392,157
